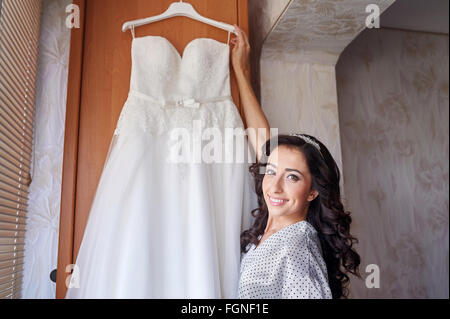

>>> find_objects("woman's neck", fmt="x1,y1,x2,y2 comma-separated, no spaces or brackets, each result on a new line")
264,214,307,234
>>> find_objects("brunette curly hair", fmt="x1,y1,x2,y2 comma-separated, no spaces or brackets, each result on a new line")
241,134,361,298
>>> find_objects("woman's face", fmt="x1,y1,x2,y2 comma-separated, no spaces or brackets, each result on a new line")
262,145,318,220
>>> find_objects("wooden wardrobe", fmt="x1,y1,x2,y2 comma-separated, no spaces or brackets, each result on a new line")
55,0,249,298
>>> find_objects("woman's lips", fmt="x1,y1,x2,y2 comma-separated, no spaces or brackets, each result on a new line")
268,195,289,206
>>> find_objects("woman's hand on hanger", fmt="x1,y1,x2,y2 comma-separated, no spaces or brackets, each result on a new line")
230,25,270,163
230,24,251,79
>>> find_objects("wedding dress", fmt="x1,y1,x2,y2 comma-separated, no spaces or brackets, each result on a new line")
65,33,257,298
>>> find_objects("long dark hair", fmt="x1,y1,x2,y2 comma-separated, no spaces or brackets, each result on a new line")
241,134,361,299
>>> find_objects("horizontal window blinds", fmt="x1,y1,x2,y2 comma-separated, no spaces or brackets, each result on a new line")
0,0,42,299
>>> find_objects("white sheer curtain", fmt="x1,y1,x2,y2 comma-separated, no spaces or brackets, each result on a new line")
21,0,71,298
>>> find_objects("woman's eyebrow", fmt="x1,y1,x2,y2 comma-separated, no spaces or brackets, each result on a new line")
267,163,305,178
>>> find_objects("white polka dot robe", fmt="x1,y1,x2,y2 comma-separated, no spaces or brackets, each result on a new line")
238,220,332,299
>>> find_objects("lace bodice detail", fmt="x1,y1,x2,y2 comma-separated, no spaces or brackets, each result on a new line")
114,35,242,137
131,36,231,100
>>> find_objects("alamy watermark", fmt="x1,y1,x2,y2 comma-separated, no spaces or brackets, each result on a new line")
65,264,80,288
166,123,278,168
65,4,80,29
65,4,381,30
365,264,380,289
366,4,381,29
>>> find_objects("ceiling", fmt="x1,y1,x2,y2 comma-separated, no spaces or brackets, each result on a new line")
261,0,395,65
380,0,449,34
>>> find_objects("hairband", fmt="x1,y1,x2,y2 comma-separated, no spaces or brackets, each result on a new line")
289,133,324,158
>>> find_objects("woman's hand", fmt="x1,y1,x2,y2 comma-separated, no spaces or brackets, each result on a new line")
229,25,270,163
230,25,251,79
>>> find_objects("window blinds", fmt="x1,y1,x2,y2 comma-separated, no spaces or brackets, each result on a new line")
0,0,41,299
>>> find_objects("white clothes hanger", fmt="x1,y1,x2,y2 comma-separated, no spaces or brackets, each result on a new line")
122,0,238,35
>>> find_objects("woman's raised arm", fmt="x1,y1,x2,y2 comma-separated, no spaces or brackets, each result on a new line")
230,25,270,162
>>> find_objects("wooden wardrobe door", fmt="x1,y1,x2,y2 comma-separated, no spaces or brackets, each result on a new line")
56,0,249,298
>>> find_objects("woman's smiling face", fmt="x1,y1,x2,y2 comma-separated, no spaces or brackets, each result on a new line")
262,145,318,220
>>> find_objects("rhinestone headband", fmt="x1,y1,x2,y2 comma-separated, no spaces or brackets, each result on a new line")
289,133,323,158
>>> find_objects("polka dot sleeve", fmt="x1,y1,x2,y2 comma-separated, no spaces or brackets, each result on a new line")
281,229,332,299
238,221,332,299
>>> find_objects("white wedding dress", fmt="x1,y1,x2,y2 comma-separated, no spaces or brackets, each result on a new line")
65,34,257,298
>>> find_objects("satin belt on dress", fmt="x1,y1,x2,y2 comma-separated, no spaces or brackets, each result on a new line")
128,90,233,108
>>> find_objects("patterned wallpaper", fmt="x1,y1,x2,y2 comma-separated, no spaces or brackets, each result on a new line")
250,0,448,298
254,0,394,195
248,0,291,101
337,28,449,298
260,59,345,190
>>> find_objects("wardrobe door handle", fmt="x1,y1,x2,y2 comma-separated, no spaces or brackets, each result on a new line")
50,268,57,283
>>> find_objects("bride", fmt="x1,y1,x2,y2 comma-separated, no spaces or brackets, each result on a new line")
230,25,361,299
